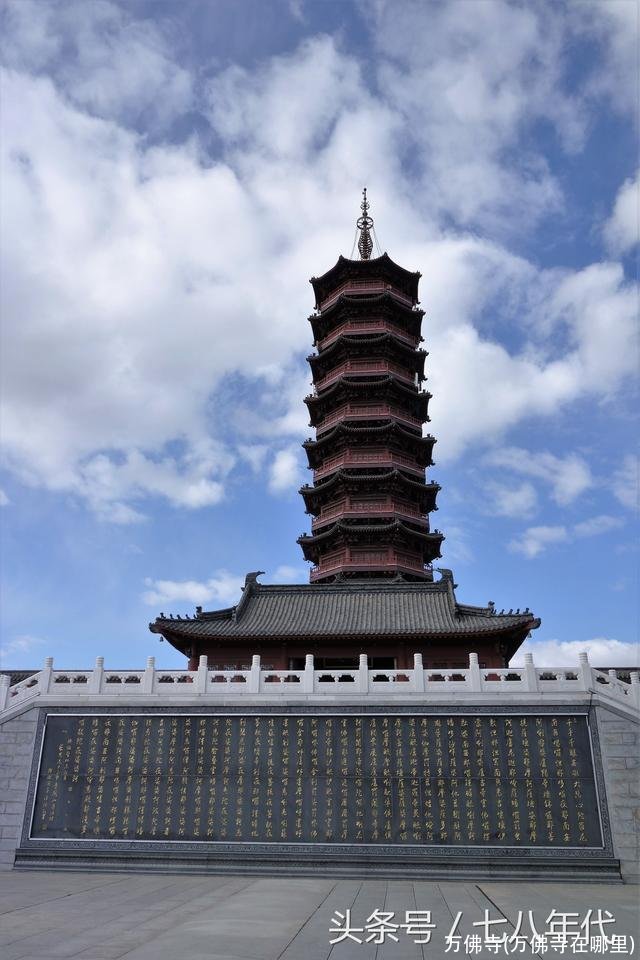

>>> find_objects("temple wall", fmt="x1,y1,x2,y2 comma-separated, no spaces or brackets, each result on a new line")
0,708,38,869
193,642,506,671
1,671,637,880
595,704,640,882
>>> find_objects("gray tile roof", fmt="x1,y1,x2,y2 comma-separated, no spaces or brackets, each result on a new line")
149,579,539,641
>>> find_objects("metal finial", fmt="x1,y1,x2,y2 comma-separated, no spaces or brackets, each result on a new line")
356,187,374,260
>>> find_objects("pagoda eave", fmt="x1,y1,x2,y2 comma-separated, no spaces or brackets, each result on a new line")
299,472,441,513
305,376,432,414
307,335,427,372
310,253,421,308
302,425,435,466
297,523,444,564
309,298,424,343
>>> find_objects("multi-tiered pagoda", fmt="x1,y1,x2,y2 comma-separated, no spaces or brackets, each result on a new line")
298,190,442,582
151,193,540,670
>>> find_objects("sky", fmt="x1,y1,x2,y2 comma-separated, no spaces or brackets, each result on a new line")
0,0,638,671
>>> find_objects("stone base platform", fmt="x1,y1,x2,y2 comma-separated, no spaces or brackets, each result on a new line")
13,847,623,882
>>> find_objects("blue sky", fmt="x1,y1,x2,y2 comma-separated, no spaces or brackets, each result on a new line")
0,0,638,670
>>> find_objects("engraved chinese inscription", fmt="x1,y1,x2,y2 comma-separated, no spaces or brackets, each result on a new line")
31,714,602,847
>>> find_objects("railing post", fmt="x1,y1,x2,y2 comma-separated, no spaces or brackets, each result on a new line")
413,653,425,692
578,651,591,691
358,654,369,694
630,672,640,709
523,652,538,692
196,655,208,693
89,657,103,694
0,674,10,711
249,654,260,693
468,653,482,692
41,657,54,694
303,654,314,693
143,656,155,693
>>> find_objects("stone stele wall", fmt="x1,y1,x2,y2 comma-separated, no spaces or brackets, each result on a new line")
1,702,638,879
595,703,640,882
0,708,38,868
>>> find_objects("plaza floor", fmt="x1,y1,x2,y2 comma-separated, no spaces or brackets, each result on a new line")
0,871,637,960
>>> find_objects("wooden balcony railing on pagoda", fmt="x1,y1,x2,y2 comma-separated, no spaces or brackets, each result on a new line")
318,279,414,311
310,548,431,580
312,498,426,530
318,320,418,351
316,403,422,434
315,360,417,392
313,449,424,480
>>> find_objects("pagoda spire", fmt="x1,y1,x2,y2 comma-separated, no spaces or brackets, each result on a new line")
357,187,374,260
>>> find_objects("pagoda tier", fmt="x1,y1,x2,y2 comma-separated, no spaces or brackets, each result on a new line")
299,519,443,562
307,333,427,381
303,422,435,469
299,469,441,515
299,240,441,583
306,376,431,427
311,252,420,309
310,293,423,346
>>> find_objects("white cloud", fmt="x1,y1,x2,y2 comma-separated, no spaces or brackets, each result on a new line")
1,12,637,523
603,170,639,255
76,448,229,514
546,262,637,392
573,514,624,538
268,448,302,494
0,633,45,664
571,1,640,117
288,0,305,23
423,246,636,460
485,447,592,505
142,565,308,607
510,513,624,558
2,1,192,128
486,481,538,519
237,445,269,474
269,565,307,583
511,637,639,668
0,489,9,506
509,525,568,559
366,1,581,235
613,455,639,511
98,502,146,526
142,570,245,607
206,36,366,162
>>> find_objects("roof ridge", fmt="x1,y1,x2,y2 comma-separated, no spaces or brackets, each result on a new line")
250,580,448,593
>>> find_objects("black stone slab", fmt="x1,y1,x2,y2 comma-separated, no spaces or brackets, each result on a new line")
27,712,603,849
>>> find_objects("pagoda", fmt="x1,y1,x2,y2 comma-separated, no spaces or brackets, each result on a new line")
298,189,442,582
150,192,540,670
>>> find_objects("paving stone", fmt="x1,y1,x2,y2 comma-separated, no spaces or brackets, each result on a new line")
0,872,637,960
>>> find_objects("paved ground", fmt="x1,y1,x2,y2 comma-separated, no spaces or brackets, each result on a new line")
0,872,637,960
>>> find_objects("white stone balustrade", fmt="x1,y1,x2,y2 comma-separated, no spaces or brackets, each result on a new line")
2,651,639,718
